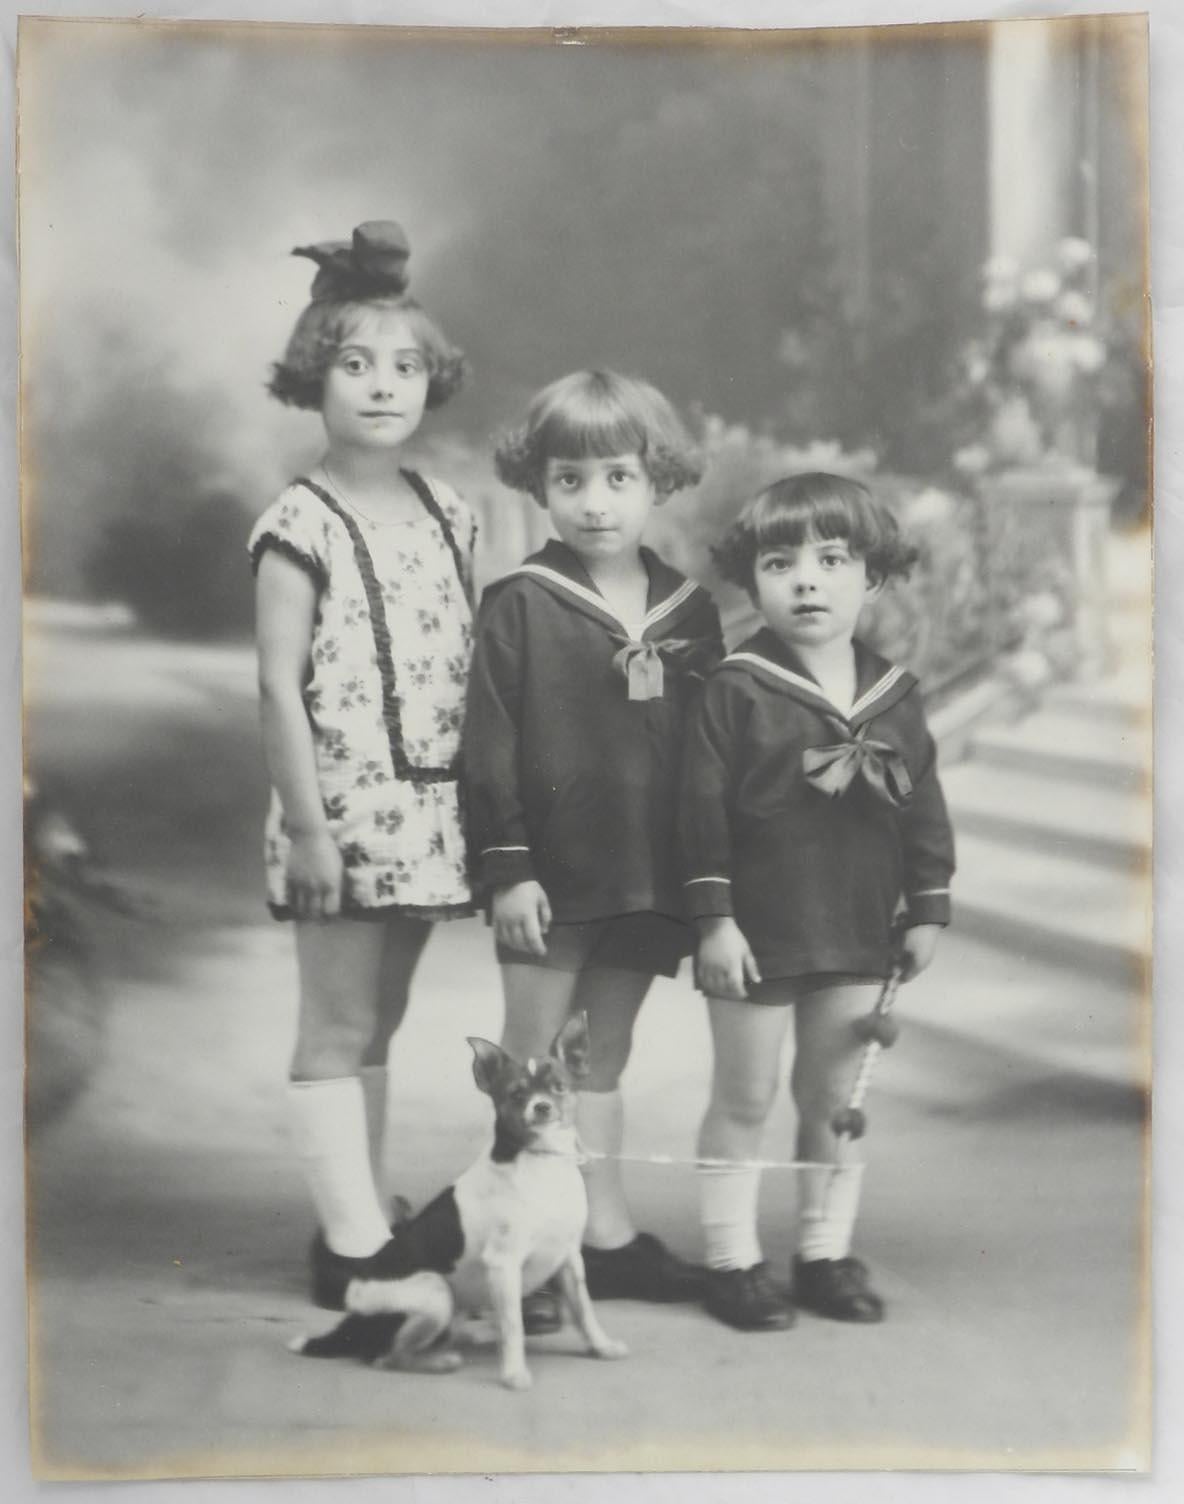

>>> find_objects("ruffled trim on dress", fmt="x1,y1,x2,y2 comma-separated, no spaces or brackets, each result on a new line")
292,474,468,786
248,532,328,591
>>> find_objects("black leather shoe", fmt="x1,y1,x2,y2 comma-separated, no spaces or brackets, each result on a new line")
704,1263,796,1331
582,1232,705,1302
792,1255,885,1323
522,1279,564,1335
310,1230,410,1311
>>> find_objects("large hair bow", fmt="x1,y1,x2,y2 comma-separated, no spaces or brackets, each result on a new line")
802,720,913,809
611,637,713,701
292,220,411,301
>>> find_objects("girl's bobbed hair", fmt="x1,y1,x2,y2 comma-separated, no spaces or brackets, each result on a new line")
267,220,467,412
494,369,703,506
713,472,920,591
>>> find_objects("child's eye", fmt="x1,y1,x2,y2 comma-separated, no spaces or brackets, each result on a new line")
608,469,634,487
553,473,580,490
396,356,425,377
339,354,368,375
819,552,848,569
762,556,791,573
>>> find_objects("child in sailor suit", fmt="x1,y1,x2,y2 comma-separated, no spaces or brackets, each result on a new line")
680,472,954,1333
463,370,723,1315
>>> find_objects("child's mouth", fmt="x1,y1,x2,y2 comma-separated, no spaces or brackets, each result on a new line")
793,604,827,617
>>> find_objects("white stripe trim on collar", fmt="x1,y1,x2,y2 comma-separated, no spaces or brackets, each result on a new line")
644,578,698,631
851,665,906,719
513,562,697,639
723,651,904,722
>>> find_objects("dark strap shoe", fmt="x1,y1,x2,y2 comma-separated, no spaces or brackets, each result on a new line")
581,1232,705,1302
704,1263,796,1331
309,1229,414,1311
792,1255,885,1323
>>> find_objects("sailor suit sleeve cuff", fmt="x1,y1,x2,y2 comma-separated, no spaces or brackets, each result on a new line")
905,889,951,927
684,876,734,921
481,846,536,890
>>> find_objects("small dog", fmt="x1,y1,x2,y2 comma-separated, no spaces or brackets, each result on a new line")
289,1012,627,1390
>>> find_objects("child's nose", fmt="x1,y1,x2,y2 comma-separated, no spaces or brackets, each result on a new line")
582,480,609,514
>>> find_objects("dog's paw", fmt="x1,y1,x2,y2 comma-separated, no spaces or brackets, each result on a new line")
500,1366,533,1391
590,1336,629,1361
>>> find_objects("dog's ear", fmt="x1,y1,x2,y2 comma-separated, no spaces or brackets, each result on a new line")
551,1011,591,1082
468,1037,516,1097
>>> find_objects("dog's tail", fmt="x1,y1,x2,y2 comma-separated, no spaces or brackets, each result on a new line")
289,1313,405,1362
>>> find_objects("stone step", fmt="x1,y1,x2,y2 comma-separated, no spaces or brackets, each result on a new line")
951,831,1151,985
1043,675,1151,728
942,759,1150,869
970,707,1149,792
891,930,1148,1099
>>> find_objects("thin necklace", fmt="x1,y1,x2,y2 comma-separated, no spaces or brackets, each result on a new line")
322,464,417,527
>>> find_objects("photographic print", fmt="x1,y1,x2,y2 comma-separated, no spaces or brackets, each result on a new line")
17,11,1151,1481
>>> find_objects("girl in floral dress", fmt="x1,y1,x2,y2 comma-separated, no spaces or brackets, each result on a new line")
248,222,475,1307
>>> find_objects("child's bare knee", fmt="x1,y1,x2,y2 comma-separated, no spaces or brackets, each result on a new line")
292,1018,375,1079
718,1081,777,1131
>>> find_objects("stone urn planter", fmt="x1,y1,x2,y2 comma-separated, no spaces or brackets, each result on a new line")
975,462,1120,681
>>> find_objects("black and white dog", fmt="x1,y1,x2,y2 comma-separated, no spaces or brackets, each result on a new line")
290,1013,627,1390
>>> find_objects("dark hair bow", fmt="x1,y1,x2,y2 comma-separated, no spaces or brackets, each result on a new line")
292,220,411,302
611,636,712,701
802,721,914,809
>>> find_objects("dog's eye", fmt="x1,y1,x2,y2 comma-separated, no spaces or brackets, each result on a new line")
551,1080,567,1094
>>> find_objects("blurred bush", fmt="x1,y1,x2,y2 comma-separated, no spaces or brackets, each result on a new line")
85,492,255,638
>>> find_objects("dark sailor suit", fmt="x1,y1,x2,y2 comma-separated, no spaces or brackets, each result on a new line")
462,539,724,926
679,627,955,982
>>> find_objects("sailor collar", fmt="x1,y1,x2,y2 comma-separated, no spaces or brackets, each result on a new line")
508,539,704,640
720,628,916,728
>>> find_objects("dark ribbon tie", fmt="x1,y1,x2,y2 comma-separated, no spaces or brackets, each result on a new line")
612,637,704,701
803,722,913,809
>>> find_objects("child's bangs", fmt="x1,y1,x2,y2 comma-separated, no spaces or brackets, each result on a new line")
535,400,648,464
751,490,869,556
333,298,428,356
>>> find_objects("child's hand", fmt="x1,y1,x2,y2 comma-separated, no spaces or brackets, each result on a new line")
898,923,942,981
493,881,552,957
695,917,762,1000
286,830,344,920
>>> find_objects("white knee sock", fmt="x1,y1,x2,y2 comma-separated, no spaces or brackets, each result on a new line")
797,1162,865,1262
287,1077,391,1259
359,1064,390,1195
698,1164,764,1271
577,1089,636,1251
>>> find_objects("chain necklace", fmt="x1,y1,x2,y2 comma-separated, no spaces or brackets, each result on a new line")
321,463,419,527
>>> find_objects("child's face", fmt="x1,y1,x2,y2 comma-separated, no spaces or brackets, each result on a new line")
752,532,880,654
321,311,430,453
542,453,655,566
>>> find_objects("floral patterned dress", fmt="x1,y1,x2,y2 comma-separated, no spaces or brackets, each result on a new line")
247,472,475,919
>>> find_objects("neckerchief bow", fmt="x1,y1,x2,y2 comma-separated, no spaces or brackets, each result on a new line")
612,637,708,701
802,720,913,809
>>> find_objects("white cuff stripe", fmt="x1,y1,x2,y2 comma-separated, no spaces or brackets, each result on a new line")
483,845,530,854
685,876,732,887
910,888,950,897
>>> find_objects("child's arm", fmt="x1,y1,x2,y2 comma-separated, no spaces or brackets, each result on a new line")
255,552,342,920
680,673,761,998
462,592,550,955
898,713,956,981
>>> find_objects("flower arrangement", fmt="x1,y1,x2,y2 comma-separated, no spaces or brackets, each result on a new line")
948,237,1117,477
